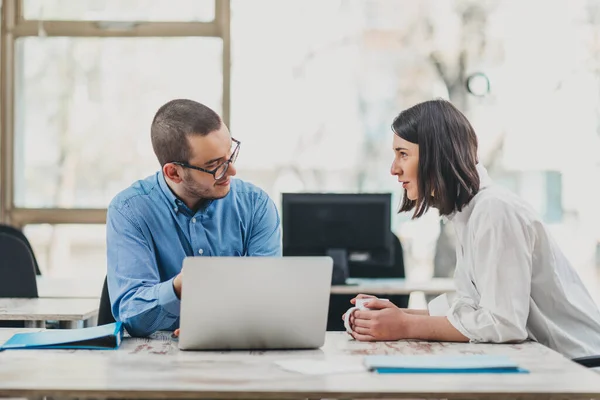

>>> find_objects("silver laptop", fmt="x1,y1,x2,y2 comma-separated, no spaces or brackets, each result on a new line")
178,256,333,350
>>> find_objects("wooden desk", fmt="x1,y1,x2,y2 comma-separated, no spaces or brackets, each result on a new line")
0,330,598,399
331,277,455,295
35,276,454,298
0,298,99,329
36,276,102,299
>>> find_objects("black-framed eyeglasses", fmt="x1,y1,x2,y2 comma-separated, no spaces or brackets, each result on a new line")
172,138,241,181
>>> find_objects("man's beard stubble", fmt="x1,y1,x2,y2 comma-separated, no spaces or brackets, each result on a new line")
181,173,229,202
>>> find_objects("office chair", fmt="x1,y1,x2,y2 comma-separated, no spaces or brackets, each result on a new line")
572,355,600,368
0,233,38,298
98,275,116,325
0,232,39,327
348,232,406,279
327,233,408,331
0,224,41,275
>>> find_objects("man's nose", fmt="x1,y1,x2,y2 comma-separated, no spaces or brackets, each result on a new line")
227,163,237,177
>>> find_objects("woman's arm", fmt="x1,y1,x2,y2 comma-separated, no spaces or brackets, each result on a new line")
405,314,468,341
349,294,429,316
402,309,429,316
350,298,467,342
351,199,535,344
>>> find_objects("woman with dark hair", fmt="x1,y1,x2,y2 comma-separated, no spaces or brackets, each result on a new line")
345,99,600,359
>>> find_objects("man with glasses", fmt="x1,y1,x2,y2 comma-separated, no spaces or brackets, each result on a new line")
106,99,281,337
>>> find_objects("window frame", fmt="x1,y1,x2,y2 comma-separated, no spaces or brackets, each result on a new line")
0,0,231,226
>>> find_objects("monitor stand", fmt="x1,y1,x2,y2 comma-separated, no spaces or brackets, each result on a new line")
327,248,349,285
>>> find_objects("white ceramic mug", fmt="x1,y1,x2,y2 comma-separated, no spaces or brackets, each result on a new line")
344,297,389,333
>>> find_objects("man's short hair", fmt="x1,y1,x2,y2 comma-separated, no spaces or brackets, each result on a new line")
151,99,221,167
392,99,480,218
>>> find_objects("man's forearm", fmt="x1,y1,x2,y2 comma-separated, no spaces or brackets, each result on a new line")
406,315,469,342
121,306,180,337
116,281,181,337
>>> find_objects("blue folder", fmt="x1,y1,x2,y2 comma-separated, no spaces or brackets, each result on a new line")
364,355,529,374
1,322,124,350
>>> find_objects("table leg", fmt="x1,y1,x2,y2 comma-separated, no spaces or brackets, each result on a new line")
83,315,97,327
58,320,80,329
24,320,46,328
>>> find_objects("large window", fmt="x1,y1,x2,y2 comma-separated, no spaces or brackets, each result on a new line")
1,0,229,276
23,224,106,277
15,37,222,208
231,0,600,302
2,0,600,303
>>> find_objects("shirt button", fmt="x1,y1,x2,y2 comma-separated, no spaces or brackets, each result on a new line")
173,207,178,212
191,217,196,223
198,249,204,255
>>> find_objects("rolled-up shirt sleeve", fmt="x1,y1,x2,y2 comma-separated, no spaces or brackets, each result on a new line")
428,293,452,316
445,199,535,343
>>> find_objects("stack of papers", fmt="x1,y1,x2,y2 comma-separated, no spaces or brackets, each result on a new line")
275,359,366,375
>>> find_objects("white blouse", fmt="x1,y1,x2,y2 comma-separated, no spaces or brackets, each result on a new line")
428,165,600,359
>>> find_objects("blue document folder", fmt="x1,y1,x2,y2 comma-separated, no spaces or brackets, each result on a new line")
364,355,528,374
1,322,124,350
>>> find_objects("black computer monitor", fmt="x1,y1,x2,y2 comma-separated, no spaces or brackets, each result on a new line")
282,193,394,284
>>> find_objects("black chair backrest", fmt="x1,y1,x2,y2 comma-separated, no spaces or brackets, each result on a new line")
98,276,116,325
327,233,408,331
348,232,405,278
572,355,600,368
0,233,38,298
0,224,41,275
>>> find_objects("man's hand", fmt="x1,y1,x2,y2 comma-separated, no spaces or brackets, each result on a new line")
173,328,180,337
349,298,413,341
173,272,183,299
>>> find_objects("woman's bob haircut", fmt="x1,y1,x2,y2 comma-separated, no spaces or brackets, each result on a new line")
392,99,480,218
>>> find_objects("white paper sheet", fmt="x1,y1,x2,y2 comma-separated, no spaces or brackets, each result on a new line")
275,359,366,375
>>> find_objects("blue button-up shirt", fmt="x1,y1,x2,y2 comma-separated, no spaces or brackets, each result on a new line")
106,172,281,337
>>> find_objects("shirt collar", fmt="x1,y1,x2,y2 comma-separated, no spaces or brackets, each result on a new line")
477,163,492,191
441,163,491,223
158,172,185,212
158,172,217,215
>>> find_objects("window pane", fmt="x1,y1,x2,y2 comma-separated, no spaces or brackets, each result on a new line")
24,224,106,278
23,0,215,22
15,37,223,208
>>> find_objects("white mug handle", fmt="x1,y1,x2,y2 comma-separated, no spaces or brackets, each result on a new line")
344,306,359,333
345,298,390,334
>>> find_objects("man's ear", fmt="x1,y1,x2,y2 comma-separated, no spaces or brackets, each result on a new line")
163,163,184,184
